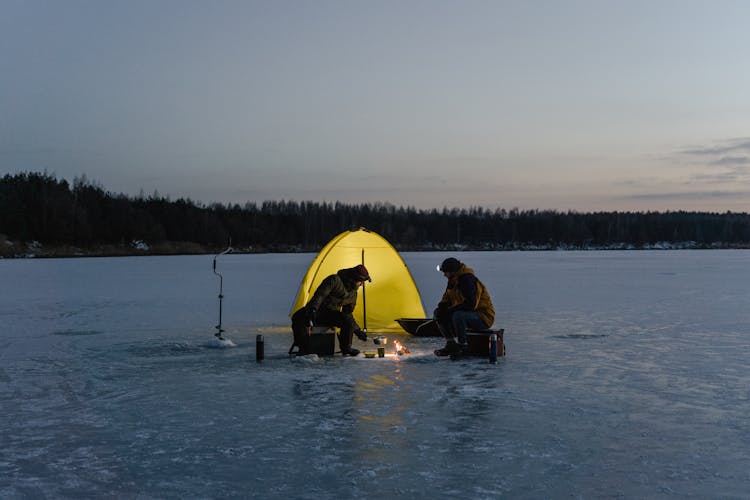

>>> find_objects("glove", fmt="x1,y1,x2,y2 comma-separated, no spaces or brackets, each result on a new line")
354,328,368,341
305,306,317,326
434,307,450,322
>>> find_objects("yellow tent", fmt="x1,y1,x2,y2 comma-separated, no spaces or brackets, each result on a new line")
290,228,425,333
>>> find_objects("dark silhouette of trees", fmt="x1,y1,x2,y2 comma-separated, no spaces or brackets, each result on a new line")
2,171,750,256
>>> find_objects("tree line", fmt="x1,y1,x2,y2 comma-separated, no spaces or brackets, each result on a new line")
1,171,749,257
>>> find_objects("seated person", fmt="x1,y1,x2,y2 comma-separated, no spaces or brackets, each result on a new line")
291,265,371,356
433,257,494,356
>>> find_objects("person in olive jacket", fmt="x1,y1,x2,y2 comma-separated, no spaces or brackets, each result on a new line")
291,265,371,356
433,257,494,356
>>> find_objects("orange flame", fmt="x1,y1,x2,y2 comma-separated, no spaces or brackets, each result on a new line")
393,340,410,355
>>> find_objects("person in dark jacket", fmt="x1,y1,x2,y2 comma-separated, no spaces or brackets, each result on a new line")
291,265,371,356
433,257,494,356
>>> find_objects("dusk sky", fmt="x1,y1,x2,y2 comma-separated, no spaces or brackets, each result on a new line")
2,0,750,212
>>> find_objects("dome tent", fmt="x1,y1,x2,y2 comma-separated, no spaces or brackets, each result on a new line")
290,228,425,333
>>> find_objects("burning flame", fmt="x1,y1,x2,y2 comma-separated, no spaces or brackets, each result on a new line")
393,340,410,355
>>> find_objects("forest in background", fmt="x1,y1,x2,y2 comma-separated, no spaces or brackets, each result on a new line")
2,171,750,258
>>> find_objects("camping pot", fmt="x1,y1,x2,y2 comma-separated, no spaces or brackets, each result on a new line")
373,336,387,345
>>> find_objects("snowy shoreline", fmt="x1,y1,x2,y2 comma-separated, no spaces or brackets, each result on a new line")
4,239,750,259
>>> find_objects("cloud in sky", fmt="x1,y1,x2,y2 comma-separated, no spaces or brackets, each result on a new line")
711,156,750,167
680,138,750,158
605,138,748,210
664,138,750,188
623,190,750,206
2,1,750,213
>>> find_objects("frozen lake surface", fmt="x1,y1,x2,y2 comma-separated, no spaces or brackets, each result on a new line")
2,250,749,499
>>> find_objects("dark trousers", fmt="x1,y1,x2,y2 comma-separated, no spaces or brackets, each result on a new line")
434,308,489,344
291,308,356,354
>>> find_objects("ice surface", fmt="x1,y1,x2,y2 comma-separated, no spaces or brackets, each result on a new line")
1,251,750,498
205,337,238,348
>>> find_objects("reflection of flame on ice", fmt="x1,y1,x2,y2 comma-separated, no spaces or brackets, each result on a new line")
393,340,410,355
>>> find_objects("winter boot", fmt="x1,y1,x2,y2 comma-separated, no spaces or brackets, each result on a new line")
338,331,359,356
341,346,360,356
291,323,311,355
434,341,464,357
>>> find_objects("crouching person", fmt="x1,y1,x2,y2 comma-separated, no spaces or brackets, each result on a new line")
433,257,494,356
291,265,371,356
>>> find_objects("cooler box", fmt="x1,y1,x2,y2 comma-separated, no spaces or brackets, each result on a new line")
309,327,336,356
466,329,505,357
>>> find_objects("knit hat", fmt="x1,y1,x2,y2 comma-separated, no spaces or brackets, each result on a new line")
437,257,461,273
352,264,372,282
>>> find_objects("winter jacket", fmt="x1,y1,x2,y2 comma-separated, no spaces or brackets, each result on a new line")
438,264,495,327
306,267,362,324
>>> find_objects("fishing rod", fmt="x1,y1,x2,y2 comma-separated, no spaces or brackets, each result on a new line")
361,248,367,333
213,241,233,340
